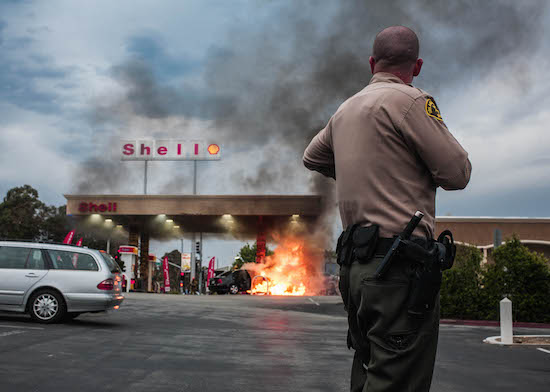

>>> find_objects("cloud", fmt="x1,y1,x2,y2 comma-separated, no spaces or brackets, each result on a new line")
0,104,76,205
439,42,550,202
126,35,199,81
2,0,550,231
0,36,75,113
0,20,5,45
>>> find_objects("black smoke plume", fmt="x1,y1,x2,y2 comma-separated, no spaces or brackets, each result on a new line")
73,0,547,243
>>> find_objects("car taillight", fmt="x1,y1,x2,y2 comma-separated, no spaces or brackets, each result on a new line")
97,279,114,290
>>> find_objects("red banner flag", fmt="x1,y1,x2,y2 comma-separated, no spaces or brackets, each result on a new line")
63,230,75,244
163,257,171,293
75,238,83,247
207,257,216,283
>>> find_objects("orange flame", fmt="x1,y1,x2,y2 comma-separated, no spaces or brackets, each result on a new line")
243,236,323,296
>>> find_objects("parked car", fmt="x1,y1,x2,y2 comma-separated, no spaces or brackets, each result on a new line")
0,241,124,323
209,269,251,294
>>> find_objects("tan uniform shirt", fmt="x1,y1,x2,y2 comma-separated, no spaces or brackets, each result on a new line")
303,72,471,238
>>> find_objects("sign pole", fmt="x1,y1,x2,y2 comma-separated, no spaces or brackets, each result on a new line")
144,160,148,195
193,160,197,194
191,160,198,287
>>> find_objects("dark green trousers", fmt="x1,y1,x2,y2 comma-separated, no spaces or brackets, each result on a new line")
340,255,440,392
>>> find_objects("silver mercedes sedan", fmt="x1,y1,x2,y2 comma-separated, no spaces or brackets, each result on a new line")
0,241,124,323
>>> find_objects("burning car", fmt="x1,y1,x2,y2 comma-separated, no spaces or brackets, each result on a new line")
209,269,251,295
243,236,325,296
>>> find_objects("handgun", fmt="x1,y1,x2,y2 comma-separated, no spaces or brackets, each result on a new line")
374,211,424,280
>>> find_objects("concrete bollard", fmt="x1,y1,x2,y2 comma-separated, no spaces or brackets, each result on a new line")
500,297,513,344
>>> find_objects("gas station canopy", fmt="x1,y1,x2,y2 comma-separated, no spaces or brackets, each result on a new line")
66,194,322,216
65,194,323,235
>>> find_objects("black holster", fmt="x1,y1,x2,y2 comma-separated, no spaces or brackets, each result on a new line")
404,230,456,319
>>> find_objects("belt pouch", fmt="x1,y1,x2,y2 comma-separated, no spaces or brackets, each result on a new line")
352,225,379,262
337,224,359,266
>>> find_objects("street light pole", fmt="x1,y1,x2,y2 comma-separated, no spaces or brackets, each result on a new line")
144,161,148,194
198,232,203,294
191,232,196,284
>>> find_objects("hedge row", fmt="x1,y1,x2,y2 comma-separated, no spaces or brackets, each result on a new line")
440,237,550,323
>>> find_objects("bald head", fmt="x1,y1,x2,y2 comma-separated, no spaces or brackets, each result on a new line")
372,26,419,68
369,26,422,83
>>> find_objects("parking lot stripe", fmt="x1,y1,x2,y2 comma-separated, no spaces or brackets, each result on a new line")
308,298,320,306
0,324,44,330
537,348,550,354
0,330,26,337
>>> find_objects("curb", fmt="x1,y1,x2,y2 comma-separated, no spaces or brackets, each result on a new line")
483,335,550,346
441,319,550,329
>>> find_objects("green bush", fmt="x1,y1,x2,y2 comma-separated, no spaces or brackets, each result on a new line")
440,244,484,320
481,237,550,323
440,237,550,323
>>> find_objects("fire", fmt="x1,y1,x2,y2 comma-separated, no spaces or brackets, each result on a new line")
243,236,322,296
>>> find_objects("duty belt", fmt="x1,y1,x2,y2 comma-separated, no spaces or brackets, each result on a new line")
358,237,430,262
364,237,393,258
336,223,432,267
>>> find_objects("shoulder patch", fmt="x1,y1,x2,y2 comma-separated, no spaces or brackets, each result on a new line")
425,98,443,121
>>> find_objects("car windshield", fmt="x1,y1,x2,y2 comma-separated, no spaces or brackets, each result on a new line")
100,252,121,273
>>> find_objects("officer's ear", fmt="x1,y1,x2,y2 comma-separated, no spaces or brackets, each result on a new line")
413,58,423,77
369,56,376,74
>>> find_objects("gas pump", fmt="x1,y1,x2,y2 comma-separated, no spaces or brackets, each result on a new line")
118,245,138,293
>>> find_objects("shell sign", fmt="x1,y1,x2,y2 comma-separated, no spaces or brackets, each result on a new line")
121,139,221,161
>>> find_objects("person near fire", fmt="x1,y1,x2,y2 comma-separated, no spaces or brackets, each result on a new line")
190,277,198,295
303,26,471,391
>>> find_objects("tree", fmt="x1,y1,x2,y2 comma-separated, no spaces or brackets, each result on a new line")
0,185,121,252
0,185,45,240
440,238,550,323
481,237,550,323
40,205,72,242
233,242,274,269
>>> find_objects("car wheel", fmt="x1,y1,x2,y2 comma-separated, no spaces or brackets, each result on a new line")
29,289,66,324
229,284,239,295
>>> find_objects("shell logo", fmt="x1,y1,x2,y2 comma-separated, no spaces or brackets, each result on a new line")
208,144,220,155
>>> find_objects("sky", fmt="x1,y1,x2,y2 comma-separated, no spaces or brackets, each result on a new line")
1,0,550,266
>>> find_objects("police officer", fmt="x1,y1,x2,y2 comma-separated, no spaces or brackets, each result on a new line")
303,26,471,391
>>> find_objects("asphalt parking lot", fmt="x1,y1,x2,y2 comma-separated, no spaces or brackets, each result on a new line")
0,294,549,392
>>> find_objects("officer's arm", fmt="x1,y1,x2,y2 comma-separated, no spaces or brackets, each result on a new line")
303,120,335,179
399,96,471,190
